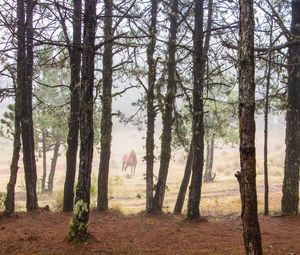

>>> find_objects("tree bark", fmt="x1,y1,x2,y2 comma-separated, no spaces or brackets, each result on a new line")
4,77,21,215
97,0,113,212
281,0,300,215
47,141,60,193
68,0,96,243
187,0,205,220
263,18,273,216
41,131,47,193
145,0,158,214
237,0,262,254
19,0,38,211
173,142,193,214
153,0,178,212
63,0,82,212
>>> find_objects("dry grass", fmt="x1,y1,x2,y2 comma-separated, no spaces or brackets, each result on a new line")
0,135,286,216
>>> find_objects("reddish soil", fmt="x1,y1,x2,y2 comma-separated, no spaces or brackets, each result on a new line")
0,210,299,255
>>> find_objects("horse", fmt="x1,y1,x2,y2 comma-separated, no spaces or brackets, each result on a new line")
122,150,137,176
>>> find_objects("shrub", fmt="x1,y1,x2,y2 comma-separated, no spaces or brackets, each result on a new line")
51,191,64,211
0,192,6,210
111,202,123,214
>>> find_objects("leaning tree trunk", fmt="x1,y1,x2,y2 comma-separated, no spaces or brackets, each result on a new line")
4,74,21,215
97,0,113,212
236,0,262,254
41,131,47,193
47,141,60,193
63,0,82,212
187,0,205,220
19,0,38,211
152,0,178,212
173,142,193,214
281,0,300,215
68,0,96,243
145,0,158,214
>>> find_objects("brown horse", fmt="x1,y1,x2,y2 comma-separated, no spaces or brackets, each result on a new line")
122,150,137,176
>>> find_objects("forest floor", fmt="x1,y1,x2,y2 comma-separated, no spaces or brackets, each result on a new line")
0,209,299,255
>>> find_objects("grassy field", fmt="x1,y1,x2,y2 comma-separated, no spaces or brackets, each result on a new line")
0,136,286,216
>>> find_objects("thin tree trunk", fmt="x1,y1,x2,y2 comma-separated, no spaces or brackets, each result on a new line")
187,0,205,220
263,18,273,216
209,135,215,171
209,136,215,178
236,0,262,254
263,87,269,215
41,131,47,193
4,75,21,215
204,137,210,180
281,0,300,215
97,0,113,212
63,0,82,212
145,0,158,214
203,0,214,185
19,0,38,211
68,0,96,242
47,141,60,193
204,135,215,182
153,0,178,212
173,142,193,214
203,0,213,62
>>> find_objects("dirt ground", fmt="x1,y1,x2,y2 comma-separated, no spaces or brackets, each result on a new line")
0,210,299,255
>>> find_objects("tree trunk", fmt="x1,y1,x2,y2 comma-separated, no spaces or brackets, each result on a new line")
47,141,60,193
204,135,215,182
63,0,82,212
203,0,214,185
153,0,178,212
263,18,273,216
19,0,38,211
145,0,158,214
237,0,262,254
174,0,213,216
41,131,47,193
208,137,214,176
203,0,213,63
187,0,205,220
173,142,193,214
97,0,113,212
4,77,21,215
68,0,96,243
204,137,210,179
281,0,300,215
